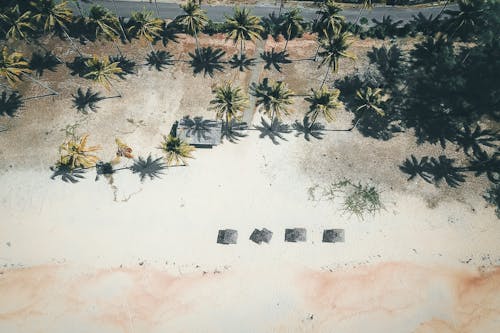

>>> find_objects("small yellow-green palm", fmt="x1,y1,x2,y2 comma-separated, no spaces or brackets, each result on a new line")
83,56,123,90
160,134,195,166
0,47,31,87
86,5,120,40
30,0,73,33
355,87,385,116
0,5,35,40
210,82,248,126
305,87,341,126
128,10,164,42
225,7,263,51
318,30,356,73
58,134,101,169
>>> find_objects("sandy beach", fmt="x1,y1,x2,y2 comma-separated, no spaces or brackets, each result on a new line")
0,31,499,332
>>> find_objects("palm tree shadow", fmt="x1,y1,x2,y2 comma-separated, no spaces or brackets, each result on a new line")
130,155,166,182
109,54,136,78
180,116,219,141
67,56,91,77
50,165,87,184
293,117,325,141
254,117,291,145
29,51,61,77
399,155,433,183
468,150,500,183
228,54,256,72
188,47,226,77
260,48,291,72
72,88,105,114
222,121,248,143
0,91,23,117
146,50,173,71
400,155,466,187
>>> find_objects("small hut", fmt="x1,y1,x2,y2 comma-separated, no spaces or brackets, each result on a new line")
285,228,307,242
322,229,345,243
217,229,238,245
250,228,273,244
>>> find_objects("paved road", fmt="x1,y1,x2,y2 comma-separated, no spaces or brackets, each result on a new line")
74,0,451,22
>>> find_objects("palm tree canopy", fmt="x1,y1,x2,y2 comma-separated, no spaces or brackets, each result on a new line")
176,0,208,36
224,7,263,45
86,5,120,40
315,0,345,36
0,47,31,87
210,82,248,123
30,0,73,33
318,30,355,73
355,86,385,116
58,134,101,169
0,5,35,40
160,134,195,166
250,78,294,120
127,10,164,42
282,8,304,40
305,87,341,123
83,56,123,90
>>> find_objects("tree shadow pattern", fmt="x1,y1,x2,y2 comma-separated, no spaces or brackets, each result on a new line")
188,47,225,77
29,51,61,77
293,116,325,141
260,48,291,72
222,121,248,143
254,117,291,145
0,91,23,117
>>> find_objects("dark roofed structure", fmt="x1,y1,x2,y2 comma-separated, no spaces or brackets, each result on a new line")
217,229,238,245
322,229,345,243
178,116,222,148
250,228,273,244
285,228,307,242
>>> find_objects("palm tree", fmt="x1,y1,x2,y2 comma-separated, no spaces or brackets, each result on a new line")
355,87,384,116
0,47,59,97
305,87,341,128
314,0,345,36
58,134,101,170
85,5,122,54
0,47,31,87
29,0,83,57
445,0,485,39
317,30,355,88
159,134,195,166
224,7,263,59
83,56,123,95
250,78,294,124
210,82,248,130
127,10,164,52
355,0,374,25
0,5,35,41
282,8,304,51
175,0,208,52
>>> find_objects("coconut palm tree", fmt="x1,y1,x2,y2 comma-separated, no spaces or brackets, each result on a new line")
0,5,35,41
445,0,485,40
355,86,384,116
83,56,123,95
58,134,101,170
29,0,83,57
175,0,208,52
317,30,355,88
0,47,31,87
305,87,341,128
210,82,248,130
159,134,195,166
0,47,59,97
127,10,164,52
314,0,345,36
250,78,294,124
224,7,263,59
85,5,122,54
282,8,304,51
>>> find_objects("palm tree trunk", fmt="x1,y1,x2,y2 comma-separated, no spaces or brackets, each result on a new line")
437,0,451,18
62,27,83,57
309,112,319,130
22,73,59,96
240,39,244,59
105,77,122,98
320,62,331,89
112,39,123,56
284,24,291,51
194,29,200,53
226,113,231,131
278,0,284,16
111,0,128,42
313,42,321,61
154,0,161,18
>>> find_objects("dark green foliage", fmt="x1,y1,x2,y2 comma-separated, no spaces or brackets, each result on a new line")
260,48,291,72
188,47,225,77
29,51,60,76
146,50,173,71
72,88,104,114
0,91,23,117
483,184,500,218
67,56,91,77
410,13,442,36
109,55,136,77
260,12,284,40
367,44,404,87
202,20,226,35
369,16,404,39
130,155,166,182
